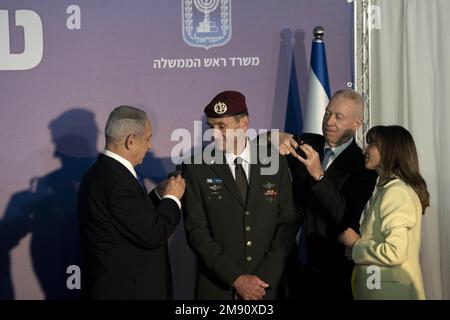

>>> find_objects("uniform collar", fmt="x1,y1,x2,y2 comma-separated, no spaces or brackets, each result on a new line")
225,138,251,165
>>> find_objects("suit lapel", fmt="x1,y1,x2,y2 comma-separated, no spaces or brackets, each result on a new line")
246,140,272,208
323,139,358,180
361,179,397,226
99,154,147,197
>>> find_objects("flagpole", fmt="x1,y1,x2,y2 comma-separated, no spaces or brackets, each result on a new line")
302,26,331,134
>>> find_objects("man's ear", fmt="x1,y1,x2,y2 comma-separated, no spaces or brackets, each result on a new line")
240,115,249,130
124,133,136,150
354,118,363,131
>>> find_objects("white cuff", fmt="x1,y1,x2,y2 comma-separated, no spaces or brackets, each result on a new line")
162,195,182,210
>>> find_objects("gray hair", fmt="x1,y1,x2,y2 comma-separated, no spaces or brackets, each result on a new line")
331,89,364,118
105,105,147,144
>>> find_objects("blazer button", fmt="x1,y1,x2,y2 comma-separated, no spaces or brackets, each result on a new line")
245,226,251,232
246,256,252,262
245,210,250,216
246,241,252,247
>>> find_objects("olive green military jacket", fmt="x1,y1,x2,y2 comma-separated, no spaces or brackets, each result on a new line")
182,142,299,299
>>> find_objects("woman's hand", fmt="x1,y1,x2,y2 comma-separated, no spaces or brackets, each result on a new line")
338,228,361,248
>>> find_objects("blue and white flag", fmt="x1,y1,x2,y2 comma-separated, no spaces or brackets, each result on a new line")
302,37,330,134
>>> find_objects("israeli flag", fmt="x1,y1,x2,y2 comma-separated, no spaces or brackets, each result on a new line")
302,37,330,134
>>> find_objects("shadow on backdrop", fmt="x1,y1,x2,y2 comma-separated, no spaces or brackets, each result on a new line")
272,29,308,134
0,109,98,299
0,107,201,300
293,29,309,119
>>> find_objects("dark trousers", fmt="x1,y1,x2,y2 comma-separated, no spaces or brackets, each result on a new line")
286,247,354,300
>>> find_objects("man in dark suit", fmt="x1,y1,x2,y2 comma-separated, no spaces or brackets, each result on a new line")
279,89,378,299
182,91,298,300
77,105,185,299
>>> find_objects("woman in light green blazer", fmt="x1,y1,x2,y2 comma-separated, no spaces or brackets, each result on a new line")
339,125,429,300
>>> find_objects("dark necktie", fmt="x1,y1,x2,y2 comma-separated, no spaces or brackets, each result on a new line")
234,157,248,202
136,175,147,193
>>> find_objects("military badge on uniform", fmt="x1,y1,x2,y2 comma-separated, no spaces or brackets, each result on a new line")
207,177,223,200
208,184,222,191
262,182,277,203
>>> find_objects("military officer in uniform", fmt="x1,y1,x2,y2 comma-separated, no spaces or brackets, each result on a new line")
182,91,298,300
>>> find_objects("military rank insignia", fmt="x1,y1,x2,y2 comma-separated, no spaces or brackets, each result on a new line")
207,177,223,200
262,182,277,203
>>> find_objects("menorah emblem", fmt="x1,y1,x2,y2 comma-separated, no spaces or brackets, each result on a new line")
194,0,219,33
182,0,232,49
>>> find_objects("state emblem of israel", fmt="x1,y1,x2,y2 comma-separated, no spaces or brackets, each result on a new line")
182,0,232,49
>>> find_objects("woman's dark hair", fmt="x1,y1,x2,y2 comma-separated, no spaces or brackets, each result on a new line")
366,125,430,214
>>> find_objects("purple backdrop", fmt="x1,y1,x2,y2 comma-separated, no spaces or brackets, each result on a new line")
0,0,353,299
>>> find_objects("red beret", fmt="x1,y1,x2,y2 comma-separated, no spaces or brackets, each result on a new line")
204,91,248,118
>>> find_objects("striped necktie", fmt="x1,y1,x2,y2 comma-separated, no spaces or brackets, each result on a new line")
321,147,335,170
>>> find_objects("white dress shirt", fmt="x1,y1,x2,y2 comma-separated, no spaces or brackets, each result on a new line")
322,136,354,171
224,138,251,181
